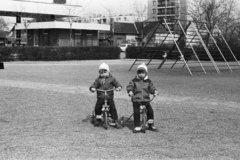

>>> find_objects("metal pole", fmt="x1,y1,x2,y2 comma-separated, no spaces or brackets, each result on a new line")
163,18,193,76
178,20,207,74
204,24,232,72
216,26,240,67
129,20,162,71
192,23,220,74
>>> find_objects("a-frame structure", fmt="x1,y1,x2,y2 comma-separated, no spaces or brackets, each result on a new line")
129,18,240,76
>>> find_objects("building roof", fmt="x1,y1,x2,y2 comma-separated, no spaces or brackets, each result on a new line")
112,21,166,35
113,22,138,34
135,21,162,35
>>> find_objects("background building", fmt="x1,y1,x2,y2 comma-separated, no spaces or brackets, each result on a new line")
0,0,111,47
82,14,146,24
147,0,188,22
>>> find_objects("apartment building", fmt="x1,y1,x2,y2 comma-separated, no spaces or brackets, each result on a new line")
147,0,188,23
84,14,146,24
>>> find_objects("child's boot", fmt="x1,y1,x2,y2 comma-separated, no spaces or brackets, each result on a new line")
109,119,122,129
148,124,158,132
133,127,142,133
109,119,116,126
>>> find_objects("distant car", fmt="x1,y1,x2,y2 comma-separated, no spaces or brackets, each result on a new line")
119,44,132,52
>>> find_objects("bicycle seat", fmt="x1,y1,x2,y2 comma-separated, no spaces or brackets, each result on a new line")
101,106,110,111
140,105,146,109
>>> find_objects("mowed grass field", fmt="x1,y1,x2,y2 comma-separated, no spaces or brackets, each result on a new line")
0,60,240,160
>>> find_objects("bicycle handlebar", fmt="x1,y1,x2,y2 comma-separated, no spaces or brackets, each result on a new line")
96,88,116,92
131,95,156,104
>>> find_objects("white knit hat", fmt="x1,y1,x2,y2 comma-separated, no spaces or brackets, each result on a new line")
99,62,110,72
137,63,148,73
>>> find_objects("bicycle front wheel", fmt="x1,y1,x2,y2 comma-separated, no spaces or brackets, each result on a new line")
91,111,96,124
142,114,147,133
103,111,108,130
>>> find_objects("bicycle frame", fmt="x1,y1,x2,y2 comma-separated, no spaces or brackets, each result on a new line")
125,96,156,133
126,96,155,120
96,88,115,129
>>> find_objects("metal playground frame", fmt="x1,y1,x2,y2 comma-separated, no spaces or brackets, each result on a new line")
129,18,240,76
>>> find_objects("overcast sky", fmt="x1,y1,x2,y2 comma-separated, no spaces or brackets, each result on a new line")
30,0,147,15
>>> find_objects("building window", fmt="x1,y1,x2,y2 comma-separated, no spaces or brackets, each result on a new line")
43,29,48,46
75,32,81,46
153,9,156,14
153,1,156,6
86,34,92,46
117,38,123,46
34,30,39,46
102,18,107,24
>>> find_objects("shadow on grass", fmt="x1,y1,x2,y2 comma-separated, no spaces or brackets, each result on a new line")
81,114,135,130
120,115,135,130
82,115,93,124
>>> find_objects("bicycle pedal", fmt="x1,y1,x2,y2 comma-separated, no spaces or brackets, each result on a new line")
109,122,116,126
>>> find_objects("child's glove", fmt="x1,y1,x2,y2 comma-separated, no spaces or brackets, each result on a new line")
128,91,133,97
154,90,158,96
115,87,122,91
91,88,96,92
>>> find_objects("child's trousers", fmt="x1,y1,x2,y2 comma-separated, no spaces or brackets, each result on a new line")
94,99,118,120
132,102,154,127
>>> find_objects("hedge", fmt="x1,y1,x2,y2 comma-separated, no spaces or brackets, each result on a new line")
126,46,177,59
0,46,121,61
125,46,240,61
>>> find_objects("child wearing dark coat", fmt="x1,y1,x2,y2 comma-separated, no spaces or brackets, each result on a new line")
90,62,122,127
127,63,158,133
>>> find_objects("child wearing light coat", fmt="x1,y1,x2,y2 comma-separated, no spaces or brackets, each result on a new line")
127,63,158,133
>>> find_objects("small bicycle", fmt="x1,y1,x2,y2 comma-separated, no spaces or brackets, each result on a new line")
121,95,156,133
91,88,116,130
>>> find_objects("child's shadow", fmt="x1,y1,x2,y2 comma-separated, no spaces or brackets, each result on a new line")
82,115,93,124
119,116,135,130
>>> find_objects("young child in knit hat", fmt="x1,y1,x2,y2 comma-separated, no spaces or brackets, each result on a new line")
90,62,122,127
127,63,159,133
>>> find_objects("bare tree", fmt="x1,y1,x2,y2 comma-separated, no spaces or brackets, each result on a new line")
132,0,160,46
99,3,116,19
132,0,148,22
63,0,91,46
189,0,240,46
96,3,117,46
0,17,9,37
14,2,43,46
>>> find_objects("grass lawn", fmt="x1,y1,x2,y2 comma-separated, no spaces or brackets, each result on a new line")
0,60,240,160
